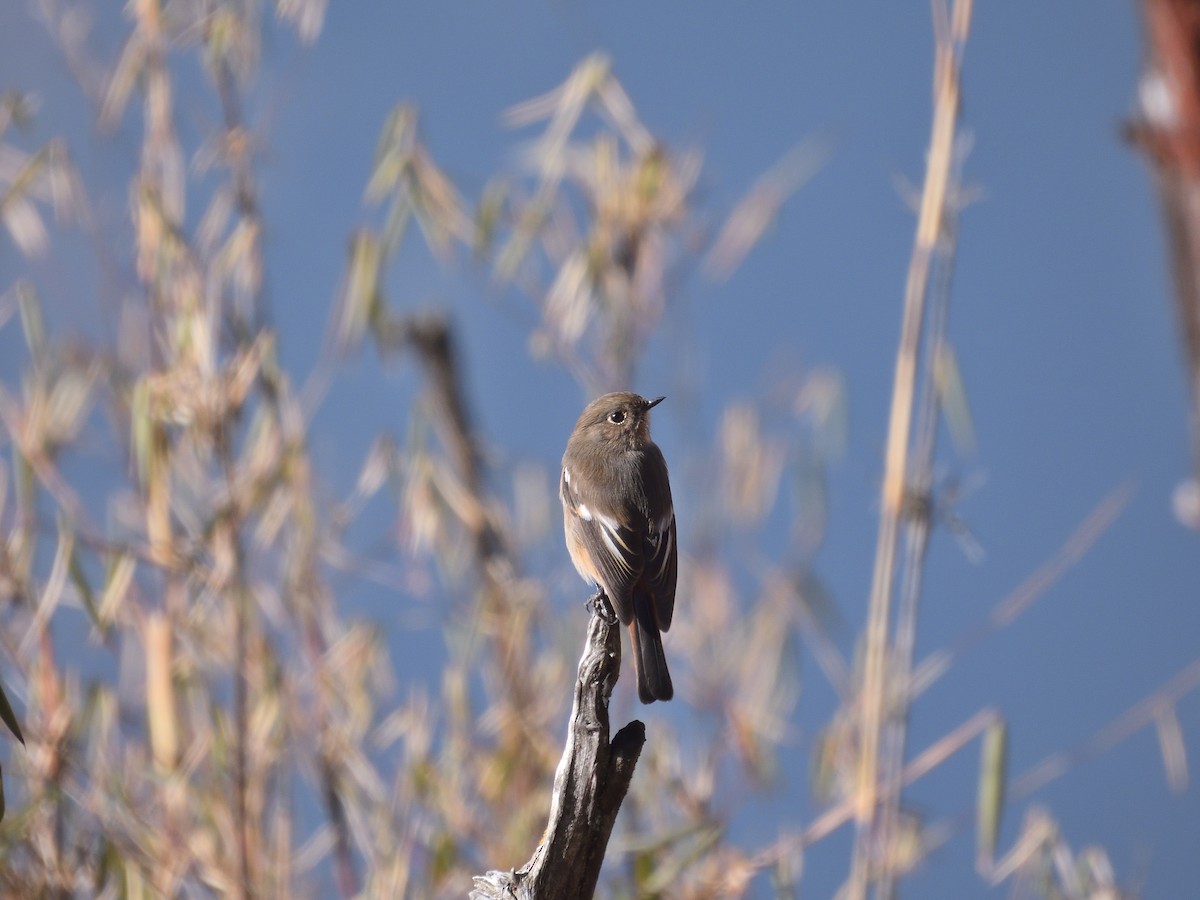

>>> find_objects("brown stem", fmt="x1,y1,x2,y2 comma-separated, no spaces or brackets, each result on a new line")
215,423,253,900
391,313,535,712
851,5,974,897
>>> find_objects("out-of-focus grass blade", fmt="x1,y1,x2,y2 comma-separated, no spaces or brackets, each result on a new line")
366,105,416,203
976,717,1007,869
98,553,136,624
340,230,380,352
1155,705,1189,793
934,343,976,456
276,0,327,44
795,367,848,462
0,91,38,135
641,821,724,894
100,33,146,130
706,135,833,281
46,363,98,448
0,681,24,746
68,541,103,633
131,378,152,486
474,180,507,257
17,281,45,360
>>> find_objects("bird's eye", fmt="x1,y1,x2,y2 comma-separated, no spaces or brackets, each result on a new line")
607,409,627,424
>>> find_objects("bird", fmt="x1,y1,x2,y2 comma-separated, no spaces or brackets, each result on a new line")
560,391,677,703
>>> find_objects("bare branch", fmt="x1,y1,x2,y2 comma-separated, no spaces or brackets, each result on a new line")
472,601,645,900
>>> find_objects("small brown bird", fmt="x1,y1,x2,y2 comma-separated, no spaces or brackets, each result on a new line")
560,392,677,703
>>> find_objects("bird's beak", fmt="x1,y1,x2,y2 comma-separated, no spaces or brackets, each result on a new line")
646,395,666,410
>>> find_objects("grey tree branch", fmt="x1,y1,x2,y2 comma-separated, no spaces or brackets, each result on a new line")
471,602,645,900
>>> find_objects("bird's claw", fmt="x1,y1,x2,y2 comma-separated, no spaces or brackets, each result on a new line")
586,589,618,625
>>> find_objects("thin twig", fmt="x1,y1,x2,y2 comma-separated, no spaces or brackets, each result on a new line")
916,657,1200,877
1010,657,1200,800
909,483,1133,699
753,708,999,866
217,427,254,900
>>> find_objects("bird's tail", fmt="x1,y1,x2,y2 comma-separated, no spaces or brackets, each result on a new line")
629,596,673,703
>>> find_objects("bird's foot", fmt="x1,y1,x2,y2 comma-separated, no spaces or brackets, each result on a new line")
586,590,618,625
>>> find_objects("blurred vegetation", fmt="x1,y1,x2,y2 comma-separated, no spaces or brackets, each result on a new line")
0,2,1192,898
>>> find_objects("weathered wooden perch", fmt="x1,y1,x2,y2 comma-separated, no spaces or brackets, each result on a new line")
471,601,646,900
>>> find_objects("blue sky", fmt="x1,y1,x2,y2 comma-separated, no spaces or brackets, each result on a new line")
4,2,1199,895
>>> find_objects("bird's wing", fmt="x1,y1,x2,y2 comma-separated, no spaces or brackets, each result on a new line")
644,511,677,631
561,467,643,623
641,444,677,631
